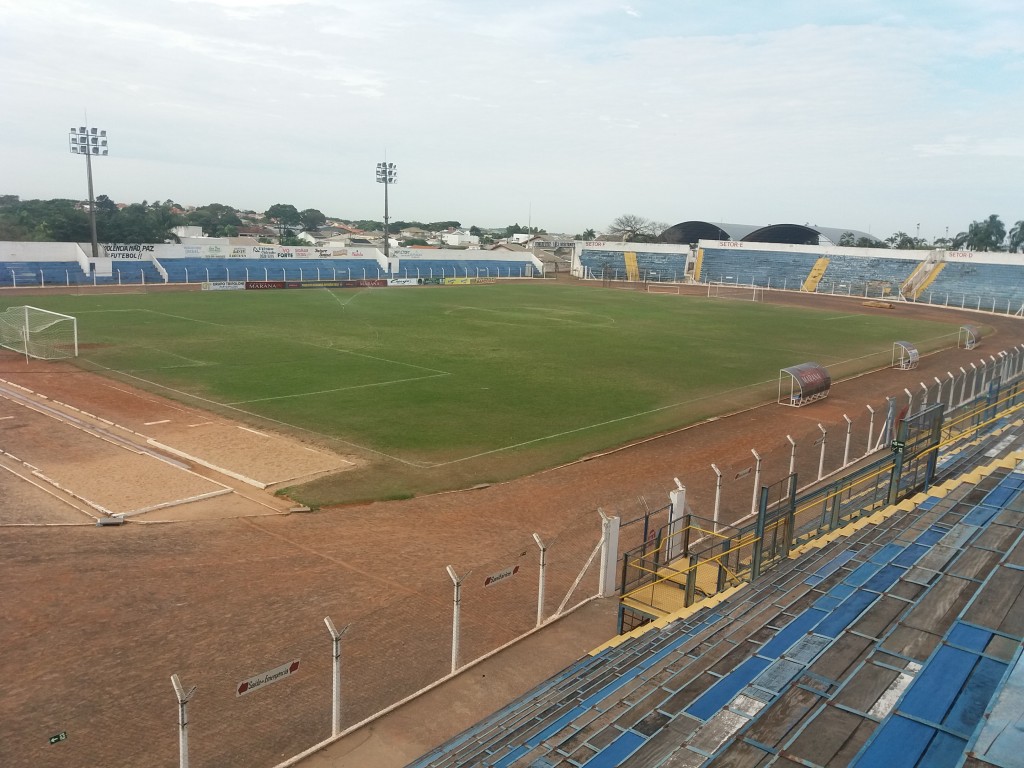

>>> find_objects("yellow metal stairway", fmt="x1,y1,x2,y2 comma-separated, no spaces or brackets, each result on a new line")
801,257,830,292
902,259,946,300
624,251,640,282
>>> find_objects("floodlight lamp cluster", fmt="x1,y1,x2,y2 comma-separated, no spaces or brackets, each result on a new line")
69,126,108,156
375,161,397,184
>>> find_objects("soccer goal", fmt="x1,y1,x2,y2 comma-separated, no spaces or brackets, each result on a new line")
646,283,681,295
707,282,764,301
0,306,78,360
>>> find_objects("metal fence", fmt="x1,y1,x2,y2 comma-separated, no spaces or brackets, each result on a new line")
618,371,1024,631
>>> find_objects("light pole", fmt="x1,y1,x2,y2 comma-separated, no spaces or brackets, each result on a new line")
375,161,397,260
69,125,108,261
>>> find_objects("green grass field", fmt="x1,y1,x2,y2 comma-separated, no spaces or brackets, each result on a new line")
0,284,962,505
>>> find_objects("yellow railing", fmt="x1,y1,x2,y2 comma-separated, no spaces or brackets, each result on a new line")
621,381,1024,622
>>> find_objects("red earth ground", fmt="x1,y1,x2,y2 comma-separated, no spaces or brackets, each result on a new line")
1,283,1020,768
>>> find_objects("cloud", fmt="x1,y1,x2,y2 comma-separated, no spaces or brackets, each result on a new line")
913,136,1024,158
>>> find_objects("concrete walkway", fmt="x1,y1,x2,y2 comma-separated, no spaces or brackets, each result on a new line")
288,597,619,768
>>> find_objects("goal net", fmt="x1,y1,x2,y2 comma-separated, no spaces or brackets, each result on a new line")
707,282,764,301
646,283,681,295
0,306,78,359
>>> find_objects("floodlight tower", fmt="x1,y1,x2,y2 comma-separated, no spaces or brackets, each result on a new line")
69,125,109,261
375,160,397,259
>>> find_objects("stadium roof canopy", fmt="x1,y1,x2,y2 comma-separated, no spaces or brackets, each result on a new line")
660,221,883,246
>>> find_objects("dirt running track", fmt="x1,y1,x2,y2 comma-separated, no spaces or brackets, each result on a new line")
1,288,1021,768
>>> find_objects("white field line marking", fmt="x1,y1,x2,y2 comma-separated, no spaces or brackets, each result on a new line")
426,332,964,467
0,415,14,420
323,288,363,307
189,422,214,427
226,372,450,405
144,419,171,426
238,426,270,437
82,361,423,466
425,376,779,467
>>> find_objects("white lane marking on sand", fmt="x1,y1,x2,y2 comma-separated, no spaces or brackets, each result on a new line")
0,415,14,421
189,422,214,427
238,426,270,437
144,419,171,425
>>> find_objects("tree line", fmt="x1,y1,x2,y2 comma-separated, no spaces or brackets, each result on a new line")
1,195,1021,252
0,195,554,245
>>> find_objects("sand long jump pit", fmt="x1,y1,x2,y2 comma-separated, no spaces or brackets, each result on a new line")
0,364,359,523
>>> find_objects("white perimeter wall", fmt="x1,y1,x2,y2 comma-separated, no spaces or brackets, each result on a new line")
1,241,90,264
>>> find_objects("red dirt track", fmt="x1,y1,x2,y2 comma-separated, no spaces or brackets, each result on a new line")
1,286,1021,768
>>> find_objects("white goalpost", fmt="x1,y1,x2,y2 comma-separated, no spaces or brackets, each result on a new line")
0,305,78,360
707,282,764,301
646,283,681,295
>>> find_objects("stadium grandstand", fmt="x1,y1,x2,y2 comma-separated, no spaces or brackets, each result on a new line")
335,350,1024,768
0,241,544,287
572,233,1024,315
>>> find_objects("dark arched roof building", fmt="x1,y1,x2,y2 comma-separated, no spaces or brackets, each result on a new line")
660,221,883,247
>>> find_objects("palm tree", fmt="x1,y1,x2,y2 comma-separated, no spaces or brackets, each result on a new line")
1009,220,1024,253
963,215,1006,251
885,231,915,249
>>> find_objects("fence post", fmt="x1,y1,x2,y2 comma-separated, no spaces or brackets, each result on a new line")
817,424,827,480
598,509,619,598
865,405,875,456
711,464,722,532
323,617,349,737
446,566,466,674
786,435,796,475
784,473,798,555
684,554,698,607
843,415,852,467
533,533,546,627
887,421,909,506
171,675,196,768
750,449,762,515
751,486,770,580
668,480,686,561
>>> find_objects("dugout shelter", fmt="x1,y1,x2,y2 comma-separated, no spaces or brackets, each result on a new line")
959,325,982,350
892,341,920,370
778,362,831,407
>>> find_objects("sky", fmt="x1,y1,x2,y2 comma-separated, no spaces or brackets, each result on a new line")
1,0,1021,239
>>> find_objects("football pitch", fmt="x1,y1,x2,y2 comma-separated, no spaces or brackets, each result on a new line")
0,284,961,504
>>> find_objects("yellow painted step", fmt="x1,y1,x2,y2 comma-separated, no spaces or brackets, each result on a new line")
624,251,640,282
801,257,830,292
911,261,945,299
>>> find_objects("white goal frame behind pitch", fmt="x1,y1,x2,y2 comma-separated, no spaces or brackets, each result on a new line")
0,305,79,360
707,282,764,301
